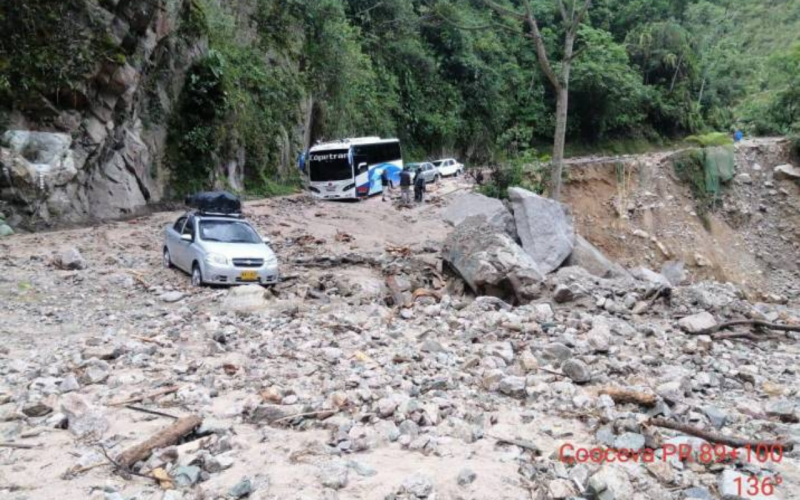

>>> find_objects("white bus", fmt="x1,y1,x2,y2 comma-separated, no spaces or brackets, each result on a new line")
307,137,403,200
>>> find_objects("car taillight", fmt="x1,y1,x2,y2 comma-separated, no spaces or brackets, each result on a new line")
356,186,368,193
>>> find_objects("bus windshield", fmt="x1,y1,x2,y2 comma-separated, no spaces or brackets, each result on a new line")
309,150,352,182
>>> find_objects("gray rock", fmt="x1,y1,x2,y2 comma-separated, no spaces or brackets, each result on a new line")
457,468,477,486
401,473,434,498
159,291,185,303
57,247,87,270
631,267,671,288
347,460,377,477
228,478,252,498
661,260,686,286
443,216,543,304
222,284,269,313
498,376,526,398
587,321,611,353
442,192,517,238
703,406,728,429
319,462,349,490
678,312,717,333
508,187,575,274
172,465,202,487
718,469,771,499
683,486,713,500
765,399,797,421
548,479,576,499
541,343,573,364
22,400,53,417
613,432,645,451
61,393,108,439
553,284,575,303
588,465,634,500
565,235,628,278
773,163,800,182
562,359,591,383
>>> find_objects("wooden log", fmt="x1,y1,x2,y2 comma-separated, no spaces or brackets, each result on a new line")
116,415,202,469
598,387,657,407
648,417,793,451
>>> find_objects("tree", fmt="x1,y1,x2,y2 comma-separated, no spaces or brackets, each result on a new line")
481,0,593,200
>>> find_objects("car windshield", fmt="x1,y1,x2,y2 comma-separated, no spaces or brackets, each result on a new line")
407,163,421,169
432,160,444,167
309,149,352,182
199,220,261,243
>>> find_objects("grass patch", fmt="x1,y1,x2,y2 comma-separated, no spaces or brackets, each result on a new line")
685,132,734,147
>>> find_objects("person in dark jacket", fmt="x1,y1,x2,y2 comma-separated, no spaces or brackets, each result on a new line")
381,168,391,201
399,166,413,205
414,168,426,203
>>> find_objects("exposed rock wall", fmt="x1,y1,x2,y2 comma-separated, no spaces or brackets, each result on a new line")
0,0,206,227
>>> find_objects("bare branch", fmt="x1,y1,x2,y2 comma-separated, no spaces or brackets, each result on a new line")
522,2,560,89
556,0,569,23
480,0,525,21
573,0,593,30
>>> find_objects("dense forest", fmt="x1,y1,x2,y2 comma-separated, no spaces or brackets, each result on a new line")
2,0,799,194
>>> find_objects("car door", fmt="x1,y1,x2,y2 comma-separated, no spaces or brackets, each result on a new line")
175,216,196,271
166,216,186,262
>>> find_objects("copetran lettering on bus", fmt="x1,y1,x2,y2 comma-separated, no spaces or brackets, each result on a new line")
309,153,348,161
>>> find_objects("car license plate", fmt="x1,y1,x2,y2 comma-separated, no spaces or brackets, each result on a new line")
240,271,258,281
326,185,336,191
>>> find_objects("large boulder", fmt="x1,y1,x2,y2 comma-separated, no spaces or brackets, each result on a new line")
443,216,544,304
442,192,516,238
564,235,628,278
222,284,270,313
773,164,800,182
508,188,575,274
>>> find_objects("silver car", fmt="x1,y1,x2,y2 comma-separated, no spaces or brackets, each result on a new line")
407,162,440,184
163,212,279,287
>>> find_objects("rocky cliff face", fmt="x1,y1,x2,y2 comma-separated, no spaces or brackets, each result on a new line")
0,0,206,228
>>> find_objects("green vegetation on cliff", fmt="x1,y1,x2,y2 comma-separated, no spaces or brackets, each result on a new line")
2,0,799,195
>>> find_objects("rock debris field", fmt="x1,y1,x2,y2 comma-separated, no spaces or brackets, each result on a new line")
1,177,799,500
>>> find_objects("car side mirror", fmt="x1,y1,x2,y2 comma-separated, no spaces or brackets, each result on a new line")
357,162,368,173
181,234,192,242
263,238,271,245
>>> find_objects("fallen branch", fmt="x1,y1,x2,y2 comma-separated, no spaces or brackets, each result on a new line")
132,336,171,348
598,387,657,407
270,408,342,425
115,415,202,469
100,444,158,482
124,405,179,420
648,418,793,451
0,442,37,449
693,319,800,337
109,386,179,407
412,288,443,302
488,435,542,454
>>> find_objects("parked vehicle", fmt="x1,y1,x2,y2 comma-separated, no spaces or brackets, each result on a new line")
307,137,403,200
406,162,440,184
432,158,464,177
163,192,279,287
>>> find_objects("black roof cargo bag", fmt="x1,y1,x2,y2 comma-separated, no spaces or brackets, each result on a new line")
185,191,242,215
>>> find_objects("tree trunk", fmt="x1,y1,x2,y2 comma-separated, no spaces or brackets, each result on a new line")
550,84,569,200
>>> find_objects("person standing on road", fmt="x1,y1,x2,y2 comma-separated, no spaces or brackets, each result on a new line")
414,168,426,203
381,168,391,202
399,166,413,206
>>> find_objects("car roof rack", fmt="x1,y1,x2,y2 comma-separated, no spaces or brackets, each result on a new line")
190,209,244,219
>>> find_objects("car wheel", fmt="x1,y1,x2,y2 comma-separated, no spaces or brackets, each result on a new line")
191,264,203,287
434,175,440,183
163,247,173,269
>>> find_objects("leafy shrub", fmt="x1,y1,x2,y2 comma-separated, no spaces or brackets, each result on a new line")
478,150,548,199
685,132,733,147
